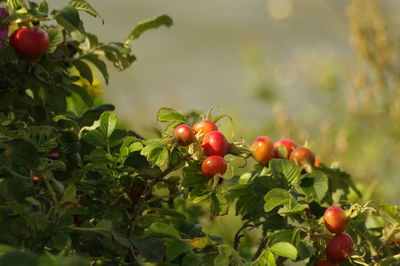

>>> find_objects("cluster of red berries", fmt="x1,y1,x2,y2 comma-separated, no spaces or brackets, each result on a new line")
174,120,229,179
250,136,321,168
315,206,354,265
174,121,325,179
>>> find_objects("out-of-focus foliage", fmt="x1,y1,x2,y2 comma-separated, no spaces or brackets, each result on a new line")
243,0,400,205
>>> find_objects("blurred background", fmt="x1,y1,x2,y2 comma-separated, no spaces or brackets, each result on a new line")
58,0,400,204
55,0,400,259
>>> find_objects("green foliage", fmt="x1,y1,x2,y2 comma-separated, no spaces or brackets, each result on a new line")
0,0,399,265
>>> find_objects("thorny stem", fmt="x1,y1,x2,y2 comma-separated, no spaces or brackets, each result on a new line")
233,223,253,250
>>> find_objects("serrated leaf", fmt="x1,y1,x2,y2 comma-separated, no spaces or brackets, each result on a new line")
148,221,180,238
154,147,169,171
129,142,143,152
264,188,291,212
68,0,101,18
99,112,117,138
269,159,300,187
141,143,163,157
300,171,329,201
210,192,229,216
157,107,186,123
126,14,173,42
269,242,297,260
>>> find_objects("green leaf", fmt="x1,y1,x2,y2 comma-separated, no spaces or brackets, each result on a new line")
82,129,105,147
47,86,67,114
58,5,81,28
73,59,93,84
252,250,276,266
148,221,181,238
100,42,135,70
62,185,76,202
278,203,308,215
129,142,143,152
191,192,211,204
140,143,170,171
378,203,400,224
47,27,64,53
269,242,297,261
0,245,16,256
263,188,291,212
99,112,117,138
96,219,113,231
214,245,233,265
141,143,162,157
0,45,17,63
165,239,191,261
126,14,173,42
300,171,329,201
65,83,93,107
132,238,165,263
10,139,40,167
52,6,86,41
269,159,300,187
0,251,38,266
154,147,169,171
68,0,101,18
210,192,229,216
157,107,186,123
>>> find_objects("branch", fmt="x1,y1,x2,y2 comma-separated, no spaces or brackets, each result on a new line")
252,238,267,261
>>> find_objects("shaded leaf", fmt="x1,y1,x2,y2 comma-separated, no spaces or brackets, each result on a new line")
270,242,297,260
264,188,291,212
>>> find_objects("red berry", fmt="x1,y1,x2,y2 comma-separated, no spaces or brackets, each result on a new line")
201,155,227,178
326,233,354,262
174,124,194,146
314,157,322,167
251,136,274,164
32,176,40,183
10,28,50,61
273,139,297,159
192,120,218,136
202,130,230,157
314,259,338,266
289,147,315,166
324,206,347,234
